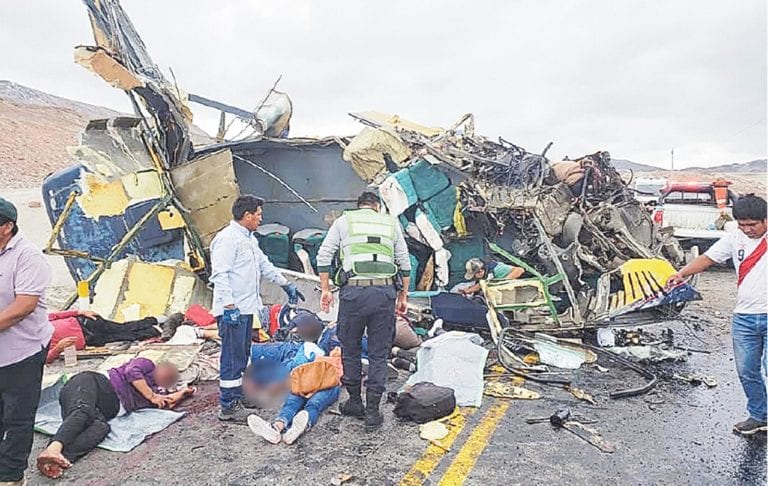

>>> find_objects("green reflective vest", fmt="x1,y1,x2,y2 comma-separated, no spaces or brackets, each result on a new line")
341,209,398,278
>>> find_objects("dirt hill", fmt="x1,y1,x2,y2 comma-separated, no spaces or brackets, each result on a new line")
615,156,766,195
0,80,213,189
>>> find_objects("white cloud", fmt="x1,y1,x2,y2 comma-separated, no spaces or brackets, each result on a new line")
0,0,765,168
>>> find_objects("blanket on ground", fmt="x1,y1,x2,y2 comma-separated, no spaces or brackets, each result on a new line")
34,375,185,453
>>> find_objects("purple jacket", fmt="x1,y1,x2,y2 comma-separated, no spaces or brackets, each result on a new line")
108,358,159,412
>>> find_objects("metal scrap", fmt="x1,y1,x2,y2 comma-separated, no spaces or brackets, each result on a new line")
565,385,597,405
484,382,540,400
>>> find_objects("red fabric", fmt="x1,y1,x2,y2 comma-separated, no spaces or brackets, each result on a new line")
48,310,80,321
184,304,216,327
738,238,767,287
268,304,283,336
47,314,86,363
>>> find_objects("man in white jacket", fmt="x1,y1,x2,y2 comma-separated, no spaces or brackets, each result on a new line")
210,195,302,422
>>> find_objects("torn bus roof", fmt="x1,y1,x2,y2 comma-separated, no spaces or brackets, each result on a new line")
41,0,699,329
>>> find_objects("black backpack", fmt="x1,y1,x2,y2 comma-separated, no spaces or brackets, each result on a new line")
394,382,456,424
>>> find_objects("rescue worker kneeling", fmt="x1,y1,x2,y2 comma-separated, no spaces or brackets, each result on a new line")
317,192,411,431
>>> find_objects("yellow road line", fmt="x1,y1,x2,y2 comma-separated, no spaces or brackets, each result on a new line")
436,400,510,486
399,409,475,486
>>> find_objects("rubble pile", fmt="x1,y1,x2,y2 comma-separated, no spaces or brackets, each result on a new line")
348,113,694,331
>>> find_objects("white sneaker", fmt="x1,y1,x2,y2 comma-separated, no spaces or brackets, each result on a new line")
283,410,310,445
428,318,444,338
247,414,281,444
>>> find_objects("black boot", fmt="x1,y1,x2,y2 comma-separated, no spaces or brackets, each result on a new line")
364,392,384,430
340,385,365,418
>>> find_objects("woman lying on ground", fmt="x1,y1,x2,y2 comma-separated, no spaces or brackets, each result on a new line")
36,357,195,479
46,310,161,363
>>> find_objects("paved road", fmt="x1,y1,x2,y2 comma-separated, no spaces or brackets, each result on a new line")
23,271,765,485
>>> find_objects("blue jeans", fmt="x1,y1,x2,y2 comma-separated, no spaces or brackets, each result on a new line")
276,386,340,427
218,314,253,409
732,313,768,421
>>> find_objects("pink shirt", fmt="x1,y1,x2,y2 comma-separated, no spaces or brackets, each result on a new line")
47,311,87,363
0,234,53,367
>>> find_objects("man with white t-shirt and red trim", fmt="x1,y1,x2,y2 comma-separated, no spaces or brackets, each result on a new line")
668,194,767,436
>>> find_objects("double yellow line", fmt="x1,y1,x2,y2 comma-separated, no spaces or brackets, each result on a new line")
399,399,510,486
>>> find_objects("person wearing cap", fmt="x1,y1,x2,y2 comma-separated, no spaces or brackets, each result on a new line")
459,258,524,296
0,197,52,485
317,191,411,431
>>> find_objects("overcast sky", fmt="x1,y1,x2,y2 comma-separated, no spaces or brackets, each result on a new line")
1,0,765,168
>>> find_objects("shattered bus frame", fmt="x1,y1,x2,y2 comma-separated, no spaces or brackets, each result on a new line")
41,0,699,330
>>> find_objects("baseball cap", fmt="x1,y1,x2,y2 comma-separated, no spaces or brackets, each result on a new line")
0,198,17,223
464,258,485,280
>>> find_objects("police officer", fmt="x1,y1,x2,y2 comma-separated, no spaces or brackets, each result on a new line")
317,192,410,430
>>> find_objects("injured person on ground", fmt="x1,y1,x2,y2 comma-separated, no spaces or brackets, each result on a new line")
245,311,342,444
46,310,161,363
36,358,194,479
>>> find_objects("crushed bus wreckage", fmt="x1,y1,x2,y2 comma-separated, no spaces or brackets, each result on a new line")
41,0,701,400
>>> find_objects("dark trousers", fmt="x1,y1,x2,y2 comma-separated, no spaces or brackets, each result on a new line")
80,317,159,347
52,371,120,463
218,314,254,409
0,346,47,482
337,285,397,395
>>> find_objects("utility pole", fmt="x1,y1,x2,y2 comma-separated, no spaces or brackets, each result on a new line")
671,149,674,170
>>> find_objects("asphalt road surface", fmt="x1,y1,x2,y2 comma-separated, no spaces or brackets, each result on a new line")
19,270,764,486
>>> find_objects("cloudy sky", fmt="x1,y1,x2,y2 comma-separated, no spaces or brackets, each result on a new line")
1,0,765,168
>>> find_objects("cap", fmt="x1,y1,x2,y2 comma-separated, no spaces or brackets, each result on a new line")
0,197,17,223
464,258,485,280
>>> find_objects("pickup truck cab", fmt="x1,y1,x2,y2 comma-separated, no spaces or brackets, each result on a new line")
653,180,738,250
633,178,667,205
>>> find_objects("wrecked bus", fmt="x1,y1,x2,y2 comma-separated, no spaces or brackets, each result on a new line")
41,0,699,335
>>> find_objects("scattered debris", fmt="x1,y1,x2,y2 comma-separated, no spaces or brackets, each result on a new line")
484,382,540,400
419,421,450,441
330,473,355,486
549,408,572,428
673,373,718,388
565,385,597,405
562,421,616,454
531,334,597,369
606,345,688,363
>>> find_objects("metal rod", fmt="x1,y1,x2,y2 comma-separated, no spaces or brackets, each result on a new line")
232,154,318,213
44,192,78,254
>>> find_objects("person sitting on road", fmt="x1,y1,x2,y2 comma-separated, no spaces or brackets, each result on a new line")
46,310,161,364
36,358,194,479
247,353,341,446
458,258,524,296
246,312,342,445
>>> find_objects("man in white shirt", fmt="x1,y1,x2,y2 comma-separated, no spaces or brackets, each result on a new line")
210,195,303,422
668,194,767,435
